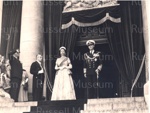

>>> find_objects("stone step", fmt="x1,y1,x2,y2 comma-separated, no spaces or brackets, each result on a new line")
113,102,147,110
0,102,14,107
0,101,37,107
0,106,31,113
87,97,145,104
0,97,147,113
85,103,112,111
14,101,37,107
0,102,37,113
81,108,149,113
85,102,147,111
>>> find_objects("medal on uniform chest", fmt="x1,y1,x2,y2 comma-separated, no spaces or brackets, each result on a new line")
93,53,99,57
94,58,97,61
87,59,90,63
85,53,99,62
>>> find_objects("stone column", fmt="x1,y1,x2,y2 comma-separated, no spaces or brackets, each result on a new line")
20,1,44,94
141,0,149,82
141,0,149,106
0,1,3,46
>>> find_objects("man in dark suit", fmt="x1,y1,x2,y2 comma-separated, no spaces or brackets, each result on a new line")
30,54,45,101
83,40,103,99
9,49,23,102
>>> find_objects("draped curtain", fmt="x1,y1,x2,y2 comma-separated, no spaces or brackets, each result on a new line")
0,1,22,58
44,1,64,99
116,1,145,96
60,25,79,57
61,5,120,57
61,2,145,96
106,1,145,96
62,5,120,29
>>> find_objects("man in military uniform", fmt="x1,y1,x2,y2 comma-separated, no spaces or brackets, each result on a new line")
83,40,102,99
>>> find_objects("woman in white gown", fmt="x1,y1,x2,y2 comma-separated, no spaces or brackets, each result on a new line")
0,71,14,102
18,70,28,102
51,46,76,100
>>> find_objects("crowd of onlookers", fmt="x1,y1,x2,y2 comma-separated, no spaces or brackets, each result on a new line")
0,55,11,91
0,49,28,102
0,49,45,102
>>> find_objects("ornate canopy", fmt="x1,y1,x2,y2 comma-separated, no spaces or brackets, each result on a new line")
62,4,121,29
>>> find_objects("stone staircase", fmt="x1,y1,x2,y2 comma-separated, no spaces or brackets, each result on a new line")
29,99,86,113
0,101,37,113
81,97,149,113
0,97,148,113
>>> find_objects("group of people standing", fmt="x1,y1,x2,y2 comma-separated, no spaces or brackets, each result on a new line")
0,55,11,90
0,49,45,102
0,55,12,102
0,49,28,102
30,39,103,101
51,40,103,100
0,39,103,102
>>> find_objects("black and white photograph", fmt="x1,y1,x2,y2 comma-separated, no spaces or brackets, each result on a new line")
0,0,149,113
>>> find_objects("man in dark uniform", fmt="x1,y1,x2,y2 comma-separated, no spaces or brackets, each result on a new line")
30,54,45,101
83,40,102,99
9,49,23,102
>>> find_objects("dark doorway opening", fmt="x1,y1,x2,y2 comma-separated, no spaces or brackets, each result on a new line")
71,43,120,99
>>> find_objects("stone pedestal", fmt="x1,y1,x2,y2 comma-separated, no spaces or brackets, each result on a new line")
20,1,44,94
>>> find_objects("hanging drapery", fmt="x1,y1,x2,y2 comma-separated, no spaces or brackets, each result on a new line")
44,1,64,99
0,1,22,58
106,2,145,96
62,13,121,29
119,1,145,96
60,5,120,58
61,5,121,29
61,1,145,96
108,1,145,96
60,25,79,57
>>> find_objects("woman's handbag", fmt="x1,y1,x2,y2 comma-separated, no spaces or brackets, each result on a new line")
23,82,28,91
23,78,28,91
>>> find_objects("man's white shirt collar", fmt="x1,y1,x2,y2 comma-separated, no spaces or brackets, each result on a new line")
90,50,95,54
37,60,41,65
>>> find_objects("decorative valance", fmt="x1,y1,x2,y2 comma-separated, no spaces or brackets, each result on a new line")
61,5,121,29
62,13,121,29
